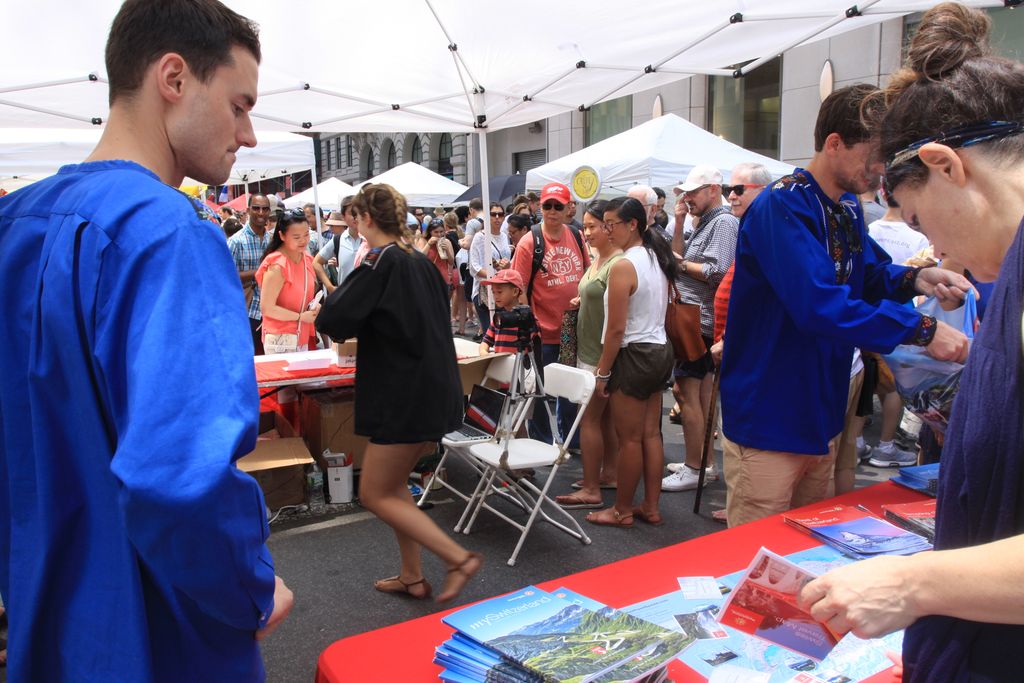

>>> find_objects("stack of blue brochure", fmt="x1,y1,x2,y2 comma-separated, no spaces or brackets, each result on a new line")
436,585,693,682
891,463,940,496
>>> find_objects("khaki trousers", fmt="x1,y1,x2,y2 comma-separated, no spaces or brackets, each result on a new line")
722,433,838,528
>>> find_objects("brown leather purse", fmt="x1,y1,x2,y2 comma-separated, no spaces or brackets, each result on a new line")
665,280,706,362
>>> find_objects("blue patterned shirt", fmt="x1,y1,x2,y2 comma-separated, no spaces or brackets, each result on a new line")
228,224,270,320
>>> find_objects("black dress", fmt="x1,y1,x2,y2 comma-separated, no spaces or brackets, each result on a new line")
316,242,463,443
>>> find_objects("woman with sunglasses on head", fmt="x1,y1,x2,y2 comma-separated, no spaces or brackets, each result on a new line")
585,197,678,528
255,209,320,354
798,5,1024,680
316,183,481,604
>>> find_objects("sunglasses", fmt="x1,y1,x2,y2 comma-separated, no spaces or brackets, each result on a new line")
541,201,565,211
722,184,765,197
249,205,271,212
490,211,505,217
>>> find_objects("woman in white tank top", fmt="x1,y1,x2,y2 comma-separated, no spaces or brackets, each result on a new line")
586,197,678,528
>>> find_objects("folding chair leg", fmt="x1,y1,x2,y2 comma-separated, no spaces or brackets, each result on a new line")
417,449,452,508
463,469,498,535
455,467,491,533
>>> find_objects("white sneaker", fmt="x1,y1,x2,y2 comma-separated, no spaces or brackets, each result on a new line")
868,443,918,468
666,462,718,481
856,443,873,462
662,466,707,492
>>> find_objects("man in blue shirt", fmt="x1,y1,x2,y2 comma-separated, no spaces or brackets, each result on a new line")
720,84,973,527
228,192,272,353
0,1,291,680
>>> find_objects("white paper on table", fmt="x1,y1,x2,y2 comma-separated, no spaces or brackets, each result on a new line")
677,576,721,600
283,349,336,371
708,663,772,683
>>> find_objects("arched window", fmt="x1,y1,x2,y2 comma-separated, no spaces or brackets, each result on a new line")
359,144,374,181
411,135,423,164
387,143,397,170
437,133,453,179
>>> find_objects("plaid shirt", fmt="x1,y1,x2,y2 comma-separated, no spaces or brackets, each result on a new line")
228,224,270,319
675,206,739,337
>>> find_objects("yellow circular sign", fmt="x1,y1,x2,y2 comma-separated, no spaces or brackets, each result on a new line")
571,166,601,201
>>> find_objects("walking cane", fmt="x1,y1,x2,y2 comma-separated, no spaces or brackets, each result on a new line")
693,367,720,514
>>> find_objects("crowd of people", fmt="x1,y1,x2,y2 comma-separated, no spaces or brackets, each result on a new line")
0,0,1021,680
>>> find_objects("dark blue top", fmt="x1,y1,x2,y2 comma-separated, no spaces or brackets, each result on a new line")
903,218,1024,682
0,161,275,681
721,170,925,455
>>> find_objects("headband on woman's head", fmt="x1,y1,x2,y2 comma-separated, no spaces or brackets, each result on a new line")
886,120,1024,172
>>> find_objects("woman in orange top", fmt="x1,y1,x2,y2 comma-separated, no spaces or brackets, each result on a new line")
256,210,321,353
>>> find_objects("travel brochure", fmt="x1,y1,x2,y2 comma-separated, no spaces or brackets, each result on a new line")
438,535,924,682
890,463,940,497
782,504,932,560
440,585,693,682
881,499,937,543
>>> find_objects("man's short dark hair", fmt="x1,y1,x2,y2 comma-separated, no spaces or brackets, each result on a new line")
105,0,261,106
813,83,878,152
469,198,483,211
653,187,666,200
507,214,531,231
248,193,269,208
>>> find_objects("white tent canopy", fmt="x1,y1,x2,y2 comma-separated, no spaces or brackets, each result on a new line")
0,1,1000,134
283,177,356,212
526,114,793,198
356,162,469,207
0,128,314,184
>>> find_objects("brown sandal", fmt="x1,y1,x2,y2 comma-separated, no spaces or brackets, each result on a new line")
374,575,432,600
632,507,665,527
585,508,634,528
437,552,484,604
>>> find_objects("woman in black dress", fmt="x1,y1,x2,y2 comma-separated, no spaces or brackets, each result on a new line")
316,183,482,604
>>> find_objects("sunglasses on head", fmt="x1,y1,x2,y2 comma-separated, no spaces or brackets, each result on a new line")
541,201,565,211
490,211,505,217
721,184,765,197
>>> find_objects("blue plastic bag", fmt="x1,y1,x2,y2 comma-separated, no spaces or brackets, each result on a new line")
882,291,977,434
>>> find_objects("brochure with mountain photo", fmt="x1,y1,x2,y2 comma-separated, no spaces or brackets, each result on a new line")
783,504,931,560
442,586,694,683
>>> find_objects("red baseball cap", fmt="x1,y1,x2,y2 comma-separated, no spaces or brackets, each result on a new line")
481,269,525,290
540,182,571,206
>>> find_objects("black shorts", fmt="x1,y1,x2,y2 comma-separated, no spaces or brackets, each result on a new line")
608,342,674,400
460,264,473,302
857,354,879,417
673,335,714,380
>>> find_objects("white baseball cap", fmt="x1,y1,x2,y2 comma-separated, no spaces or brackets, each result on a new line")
674,164,724,193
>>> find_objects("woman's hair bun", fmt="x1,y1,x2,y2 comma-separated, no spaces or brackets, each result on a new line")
907,2,991,80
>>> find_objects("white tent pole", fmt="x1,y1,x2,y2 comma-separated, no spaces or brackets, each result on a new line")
310,160,323,237
737,0,884,77
478,129,495,316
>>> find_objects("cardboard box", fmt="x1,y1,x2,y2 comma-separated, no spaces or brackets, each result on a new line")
237,412,314,510
457,352,511,396
333,339,357,366
299,388,370,471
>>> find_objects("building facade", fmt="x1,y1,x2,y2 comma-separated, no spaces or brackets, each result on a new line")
317,8,1024,193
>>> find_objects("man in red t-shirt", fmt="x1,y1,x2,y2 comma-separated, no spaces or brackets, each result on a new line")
510,182,590,445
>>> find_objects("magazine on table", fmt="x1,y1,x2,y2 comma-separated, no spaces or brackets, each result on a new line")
890,463,940,497
442,586,694,683
881,499,937,543
717,548,840,661
783,504,931,559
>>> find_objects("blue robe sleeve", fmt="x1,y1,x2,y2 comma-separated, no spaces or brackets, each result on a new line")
96,221,275,632
861,233,920,305
742,192,924,353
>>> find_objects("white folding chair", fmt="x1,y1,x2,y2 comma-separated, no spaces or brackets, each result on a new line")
459,363,595,566
416,354,521,520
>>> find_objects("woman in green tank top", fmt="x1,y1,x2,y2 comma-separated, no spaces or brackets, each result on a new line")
556,200,623,509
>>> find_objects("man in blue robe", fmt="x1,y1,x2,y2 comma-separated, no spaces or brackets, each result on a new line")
0,1,291,680
720,84,973,528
